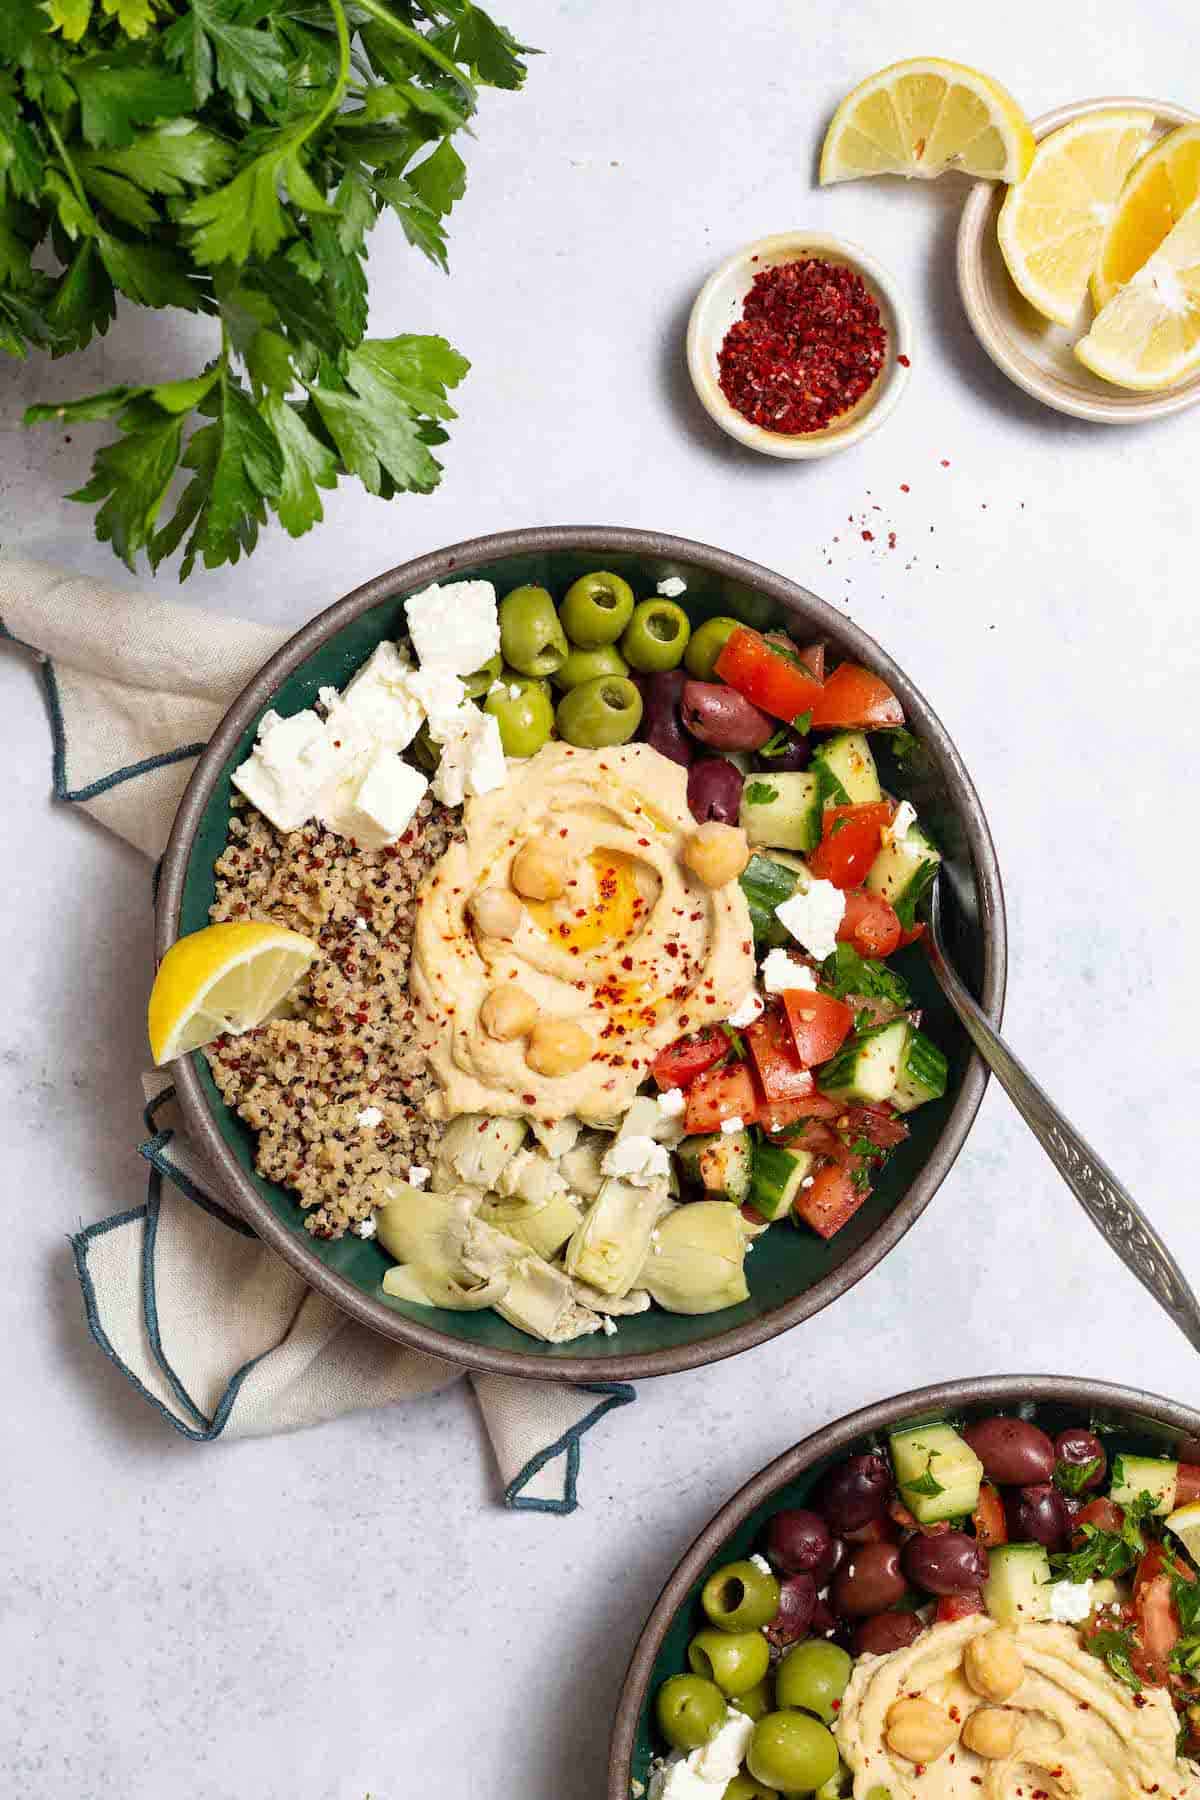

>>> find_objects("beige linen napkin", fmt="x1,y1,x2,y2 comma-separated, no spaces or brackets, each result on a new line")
2,556,632,1512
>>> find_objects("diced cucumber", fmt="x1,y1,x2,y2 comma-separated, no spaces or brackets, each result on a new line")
1110,1453,1179,1515
819,1021,947,1114
865,820,941,929
983,1542,1052,1626
890,1421,984,1524
810,731,882,808
740,852,800,949
675,1130,754,1204
891,1028,948,1114
748,1142,814,1221
740,771,822,854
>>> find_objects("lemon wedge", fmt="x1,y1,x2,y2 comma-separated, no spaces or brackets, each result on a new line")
148,920,317,1064
1075,196,1200,389
819,57,1035,186
997,109,1154,325
1166,1498,1200,1568
1092,122,1200,310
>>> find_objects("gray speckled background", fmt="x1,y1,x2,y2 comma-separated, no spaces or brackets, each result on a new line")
2,2,1197,1794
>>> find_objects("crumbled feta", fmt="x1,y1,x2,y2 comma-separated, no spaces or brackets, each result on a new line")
800,1175,814,1188
232,708,343,832
692,1714,754,1785
324,749,428,850
601,1314,618,1337
407,1165,431,1189
432,709,507,805
331,640,423,750
354,916,369,931
602,1135,671,1186
883,798,917,846
726,988,765,1027
775,878,845,962
656,575,687,598
749,1553,772,1575
356,1105,383,1129
657,1087,686,1118
1049,1579,1095,1624
354,1216,377,1239
720,1115,745,1135
760,949,818,994
405,665,469,741
403,579,500,674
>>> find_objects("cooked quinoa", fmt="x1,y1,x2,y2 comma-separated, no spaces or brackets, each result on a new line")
206,792,461,1238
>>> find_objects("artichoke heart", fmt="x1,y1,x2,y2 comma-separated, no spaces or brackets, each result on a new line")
557,1131,610,1199
571,1281,652,1316
493,1255,603,1344
374,1182,482,1278
478,1190,582,1261
615,1093,686,1148
381,1263,509,1312
494,1146,570,1206
564,1175,670,1297
432,1114,527,1191
526,1115,581,1158
639,1200,750,1315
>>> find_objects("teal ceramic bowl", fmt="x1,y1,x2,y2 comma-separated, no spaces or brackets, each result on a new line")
156,527,1006,1380
608,1375,1200,1798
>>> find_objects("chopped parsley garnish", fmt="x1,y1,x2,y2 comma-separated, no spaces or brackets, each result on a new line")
745,781,779,806
820,943,911,1009
890,728,921,765
726,1030,746,1061
791,709,813,734
758,728,793,759
1086,1627,1143,1692
904,1453,944,1499
1054,1456,1104,1497
1052,1489,1158,1583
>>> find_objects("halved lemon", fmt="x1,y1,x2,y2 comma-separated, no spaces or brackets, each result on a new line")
148,920,317,1064
997,109,1154,325
1092,123,1200,310
819,57,1035,186
1166,1498,1200,1568
1075,196,1200,389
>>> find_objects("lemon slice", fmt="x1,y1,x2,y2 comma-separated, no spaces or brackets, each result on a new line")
819,57,1035,186
997,109,1155,325
1075,196,1200,389
148,920,317,1064
1166,1498,1200,1567
1092,122,1200,310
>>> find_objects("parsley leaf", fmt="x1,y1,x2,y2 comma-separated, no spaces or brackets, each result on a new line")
791,709,812,734
821,943,911,1009
262,393,337,536
1054,1456,1105,1498
745,781,779,806
903,1453,944,1499
77,121,236,196
68,399,184,568
70,62,193,151
162,0,288,116
1086,1627,1142,1692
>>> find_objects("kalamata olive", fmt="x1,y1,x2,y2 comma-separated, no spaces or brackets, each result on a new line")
637,670,694,768
831,1542,908,1618
764,1572,817,1648
853,1611,924,1656
687,756,744,825
1007,1483,1071,1551
1054,1428,1107,1493
751,729,811,772
901,1531,989,1596
963,1417,1057,1486
808,1596,837,1639
764,1508,835,1580
817,1454,892,1536
681,680,774,751
842,1514,899,1546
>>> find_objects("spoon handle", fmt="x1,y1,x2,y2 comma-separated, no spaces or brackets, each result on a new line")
924,909,1200,1356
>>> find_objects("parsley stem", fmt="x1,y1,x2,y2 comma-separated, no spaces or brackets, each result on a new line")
43,115,96,225
307,0,353,141
351,0,478,100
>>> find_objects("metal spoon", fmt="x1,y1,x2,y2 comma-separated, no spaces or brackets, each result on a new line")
924,876,1200,1355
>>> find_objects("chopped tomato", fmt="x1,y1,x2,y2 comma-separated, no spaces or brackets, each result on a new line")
837,889,902,959
758,1093,845,1138
744,1008,816,1100
808,802,894,890
798,641,825,682
807,662,904,730
1133,1543,1191,1678
1177,1463,1200,1505
1072,1497,1125,1543
936,1593,985,1623
792,1163,869,1239
888,1497,949,1537
830,1102,909,1151
651,1026,730,1091
684,1062,758,1134
972,1483,1008,1548
896,921,927,948
714,626,823,724
781,988,854,1067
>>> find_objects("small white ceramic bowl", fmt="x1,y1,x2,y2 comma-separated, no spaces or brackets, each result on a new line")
957,95,1200,424
686,231,912,459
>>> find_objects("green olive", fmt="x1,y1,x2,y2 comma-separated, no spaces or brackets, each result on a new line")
559,571,636,647
815,1766,853,1800
655,1673,727,1753
702,1561,781,1633
748,1712,839,1795
722,1776,778,1800
554,643,630,691
774,1640,852,1724
410,721,439,772
685,615,741,680
499,585,569,677
461,651,502,699
688,1628,770,1697
730,1677,773,1723
621,598,691,673
484,673,554,758
555,675,643,748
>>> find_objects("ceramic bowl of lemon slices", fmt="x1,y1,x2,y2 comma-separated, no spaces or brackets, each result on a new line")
818,60,1200,422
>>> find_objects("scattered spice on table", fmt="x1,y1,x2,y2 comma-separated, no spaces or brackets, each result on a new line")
717,258,887,435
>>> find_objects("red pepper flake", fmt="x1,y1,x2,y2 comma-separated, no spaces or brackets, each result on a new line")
897,353,910,367
861,529,874,542
940,458,950,467
522,1094,536,1106
900,482,910,493
717,258,887,435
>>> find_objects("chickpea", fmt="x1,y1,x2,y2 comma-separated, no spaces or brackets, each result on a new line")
470,887,523,939
962,1707,1020,1760
963,1630,1024,1703
479,985,537,1042
526,1019,592,1077
511,836,569,901
682,821,751,889
885,1697,959,1765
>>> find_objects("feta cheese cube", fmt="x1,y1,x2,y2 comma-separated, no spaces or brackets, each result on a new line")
403,579,500,674
656,1087,686,1118
726,988,765,1027
775,878,845,962
232,708,342,832
324,749,428,850
1048,1579,1095,1624
693,1714,754,1785
405,665,469,742
883,798,917,846
656,575,688,598
432,709,506,805
602,1135,671,1186
760,949,818,994
332,641,423,750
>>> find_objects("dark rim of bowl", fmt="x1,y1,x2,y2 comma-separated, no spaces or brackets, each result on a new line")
607,1373,1200,1797
156,525,1008,1382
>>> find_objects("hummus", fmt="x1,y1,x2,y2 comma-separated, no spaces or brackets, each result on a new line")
411,742,754,1124
836,1614,1200,1800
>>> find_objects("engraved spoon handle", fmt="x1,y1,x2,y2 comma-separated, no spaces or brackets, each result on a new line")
924,880,1200,1355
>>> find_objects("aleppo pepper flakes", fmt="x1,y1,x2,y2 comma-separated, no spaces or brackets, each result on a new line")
718,258,887,435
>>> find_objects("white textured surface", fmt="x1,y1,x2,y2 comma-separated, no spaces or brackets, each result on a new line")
2,4,1198,1796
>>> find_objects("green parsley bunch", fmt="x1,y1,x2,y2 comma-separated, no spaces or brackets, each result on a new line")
0,0,530,577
